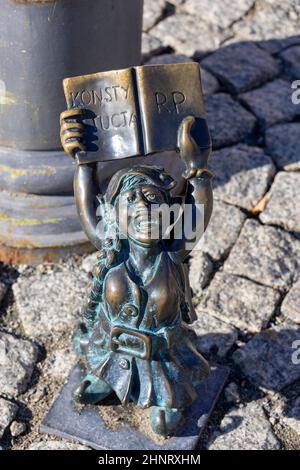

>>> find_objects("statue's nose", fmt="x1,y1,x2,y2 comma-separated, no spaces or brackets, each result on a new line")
135,191,150,208
136,197,149,208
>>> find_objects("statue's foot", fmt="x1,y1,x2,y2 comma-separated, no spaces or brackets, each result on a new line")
72,374,112,405
150,407,184,437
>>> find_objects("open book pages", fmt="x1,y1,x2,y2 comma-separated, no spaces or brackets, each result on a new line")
63,63,210,164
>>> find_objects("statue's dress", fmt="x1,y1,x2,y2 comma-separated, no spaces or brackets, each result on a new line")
78,251,210,409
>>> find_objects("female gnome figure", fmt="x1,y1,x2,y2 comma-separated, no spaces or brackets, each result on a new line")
60,109,213,437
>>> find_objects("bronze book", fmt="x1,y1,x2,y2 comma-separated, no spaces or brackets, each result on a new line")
63,63,210,164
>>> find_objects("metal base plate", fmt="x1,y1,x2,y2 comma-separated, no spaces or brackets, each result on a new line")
41,363,229,451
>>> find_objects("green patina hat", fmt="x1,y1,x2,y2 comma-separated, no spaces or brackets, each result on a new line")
106,165,177,204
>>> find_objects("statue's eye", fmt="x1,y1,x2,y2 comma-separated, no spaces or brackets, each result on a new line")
145,190,161,202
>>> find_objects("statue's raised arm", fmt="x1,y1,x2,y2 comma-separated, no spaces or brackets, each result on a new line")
167,115,213,262
60,108,103,251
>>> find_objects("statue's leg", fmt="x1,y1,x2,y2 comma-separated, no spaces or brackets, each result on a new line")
150,407,184,437
72,373,112,405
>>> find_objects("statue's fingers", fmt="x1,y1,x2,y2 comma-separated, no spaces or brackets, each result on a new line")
60,128,85,152
60,108,85,125
62,131,85,142
178,116,199,164
196,168,213,179
177,115,196,149
60,121,84,136
183,168,197,180
62,138,85,156
180,115,196,134
62,133,85,145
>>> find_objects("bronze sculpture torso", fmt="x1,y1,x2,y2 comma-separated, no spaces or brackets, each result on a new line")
103,252,181,327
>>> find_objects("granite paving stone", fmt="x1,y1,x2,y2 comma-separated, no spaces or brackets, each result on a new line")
188,251,214,296
208,401,280,450
199,68,220,96
233,322,300,390
199,272,281,333
0,282,7,306
224,219,300,289
143,0,167,32
210,144,275,210
181,0,255,29
240,79,300,128
201,42,279,94
45,348,77,381
280,45,300,79
10,421,27,438
281,280,300,324
265,123,300,171
13,269,90,339
281,397,300,437
0,398,18,441
150,14,226,56
146,53,220,95
142,32,164,58
146,52,193,65
229,0,300,44
0,332,38,396
205,95,256,149
27,439,90,450
193,308,238,357
260,172,300,233
195,200,246,262
224,382,241,405
257,35,300,55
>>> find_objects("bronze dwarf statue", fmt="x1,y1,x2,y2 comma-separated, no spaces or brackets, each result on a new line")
60,79,213,437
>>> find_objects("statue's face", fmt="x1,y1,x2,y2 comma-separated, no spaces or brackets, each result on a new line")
117,184,167,246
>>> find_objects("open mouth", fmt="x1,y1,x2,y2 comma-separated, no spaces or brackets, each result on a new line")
133,211,160,234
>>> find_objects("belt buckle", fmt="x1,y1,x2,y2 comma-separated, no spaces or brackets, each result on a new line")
110,326,151,360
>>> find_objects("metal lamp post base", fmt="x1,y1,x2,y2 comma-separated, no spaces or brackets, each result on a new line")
0,147,93,265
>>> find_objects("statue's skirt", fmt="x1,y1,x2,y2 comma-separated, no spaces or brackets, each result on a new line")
78,315,210,410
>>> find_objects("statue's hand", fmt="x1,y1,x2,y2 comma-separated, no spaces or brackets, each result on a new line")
178,115,209,179
60,108,86,158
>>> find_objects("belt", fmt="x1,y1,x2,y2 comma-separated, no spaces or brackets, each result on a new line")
110,326,152,360
101,315,173,361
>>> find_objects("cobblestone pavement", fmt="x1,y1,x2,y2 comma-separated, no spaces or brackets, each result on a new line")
0,0,300,450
